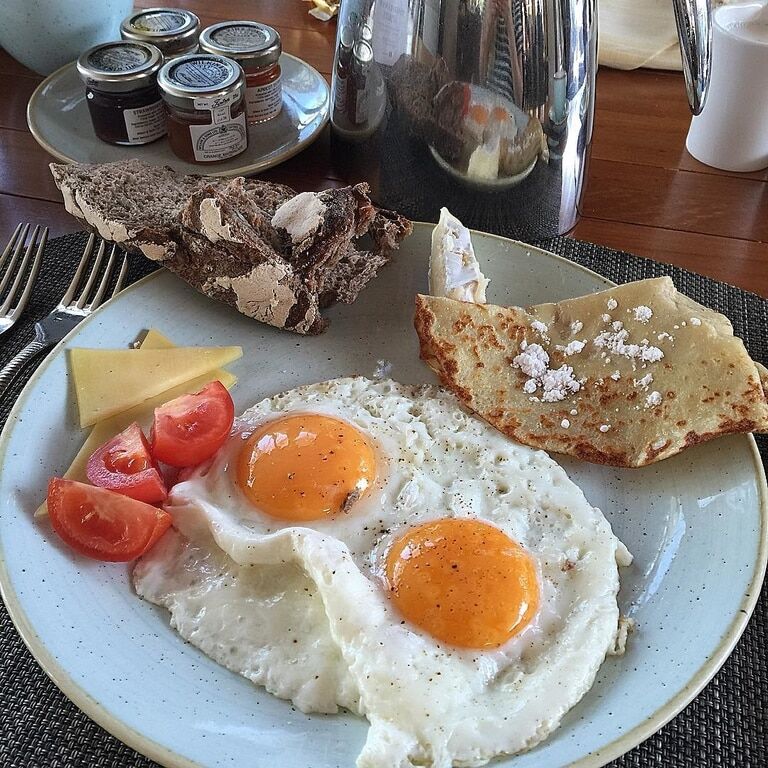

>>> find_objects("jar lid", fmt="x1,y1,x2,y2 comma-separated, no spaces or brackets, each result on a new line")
353,41,374,65
340,25,355,50
199,22,281,70
157,53,245,109
120,7,201,57
77,41,163,93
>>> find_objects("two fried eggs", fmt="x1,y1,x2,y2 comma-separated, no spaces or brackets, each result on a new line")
134,377,630,767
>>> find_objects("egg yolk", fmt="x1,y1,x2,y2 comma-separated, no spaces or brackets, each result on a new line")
385,518,539,649
490,105,509,123
237,413,376,521
468,103,490,125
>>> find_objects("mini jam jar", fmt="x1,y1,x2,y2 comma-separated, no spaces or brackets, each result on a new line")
120,7,201,59
199,22,282,124
77,41,166,146
157,54,248,164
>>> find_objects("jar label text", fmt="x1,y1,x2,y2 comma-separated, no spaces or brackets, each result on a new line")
123,100,167,144
190,112,248,161
245,77,282,123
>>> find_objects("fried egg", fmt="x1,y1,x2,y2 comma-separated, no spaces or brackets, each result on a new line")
134,377,630,767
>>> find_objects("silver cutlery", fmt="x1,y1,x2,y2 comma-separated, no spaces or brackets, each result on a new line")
0,233,128,397
0,223,48,338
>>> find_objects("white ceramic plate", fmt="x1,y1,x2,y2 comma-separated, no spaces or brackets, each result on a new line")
26,53,328,177
0,225,765,768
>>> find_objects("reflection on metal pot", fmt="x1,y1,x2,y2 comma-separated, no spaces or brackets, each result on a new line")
331,0,709,240
330,0,598,239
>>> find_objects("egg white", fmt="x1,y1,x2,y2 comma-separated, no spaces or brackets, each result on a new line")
134,377,630,767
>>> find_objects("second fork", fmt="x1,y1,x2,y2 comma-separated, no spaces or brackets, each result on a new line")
0,233,128,397
0,223,48,338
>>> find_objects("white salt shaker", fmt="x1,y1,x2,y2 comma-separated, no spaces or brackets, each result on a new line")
686,2,768,172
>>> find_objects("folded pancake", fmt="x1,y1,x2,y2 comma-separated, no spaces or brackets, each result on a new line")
414,277,768,467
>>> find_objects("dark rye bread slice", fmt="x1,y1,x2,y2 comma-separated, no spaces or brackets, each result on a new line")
49,159,294,262
179,178,403,333
50,159,412,334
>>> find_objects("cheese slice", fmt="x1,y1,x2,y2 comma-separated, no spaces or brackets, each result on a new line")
37,331,238,517
139,328,177,350
136,329,237,391
70,345,242,427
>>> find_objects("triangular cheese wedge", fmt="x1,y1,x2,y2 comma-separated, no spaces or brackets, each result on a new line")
137,329,237,390
415,278,768,467
38,332,238,516
70,345,242,427
140,328,177,349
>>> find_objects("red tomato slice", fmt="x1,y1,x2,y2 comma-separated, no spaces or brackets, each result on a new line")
47,478,172,562
150,381,234,468
87,422,167,503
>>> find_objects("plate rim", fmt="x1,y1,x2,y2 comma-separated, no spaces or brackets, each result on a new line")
0,225,765,768
26,53,330,177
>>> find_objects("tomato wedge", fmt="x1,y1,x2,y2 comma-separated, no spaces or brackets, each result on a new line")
47,478,172,562
150,381,234,468
87,422,167,503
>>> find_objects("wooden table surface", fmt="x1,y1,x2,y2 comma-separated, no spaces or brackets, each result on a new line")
1,0,766,297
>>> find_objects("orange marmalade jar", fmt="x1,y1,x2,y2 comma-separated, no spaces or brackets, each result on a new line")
199,22,282,125
157,54,248,164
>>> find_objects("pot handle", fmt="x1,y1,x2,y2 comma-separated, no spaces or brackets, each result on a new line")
671,0,713,115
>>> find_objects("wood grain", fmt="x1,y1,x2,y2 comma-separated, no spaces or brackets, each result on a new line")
0,129,62,201
131,0,337,75
134,0,336,36
0,73,40,132
0,0,766,298
592,68,768,183
582,159,768,242
571,218,768,296
0,194,77,237
0,47,42,78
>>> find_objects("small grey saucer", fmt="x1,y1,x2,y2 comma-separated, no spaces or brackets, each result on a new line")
27,53,329,177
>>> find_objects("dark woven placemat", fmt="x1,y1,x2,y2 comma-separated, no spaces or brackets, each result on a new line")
1,231,765,768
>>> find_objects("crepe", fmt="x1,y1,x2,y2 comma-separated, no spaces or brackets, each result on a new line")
414,277,768,467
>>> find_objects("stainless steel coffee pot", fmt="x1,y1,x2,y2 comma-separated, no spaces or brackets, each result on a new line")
330,0,711,239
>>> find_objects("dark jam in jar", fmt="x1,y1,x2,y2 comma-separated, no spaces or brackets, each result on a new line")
120,8,201,59
157,54,248,164
199,22,282,125
77,41,166,146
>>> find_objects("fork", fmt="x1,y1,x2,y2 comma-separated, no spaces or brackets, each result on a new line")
0,233,128,396
0,223,48,338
